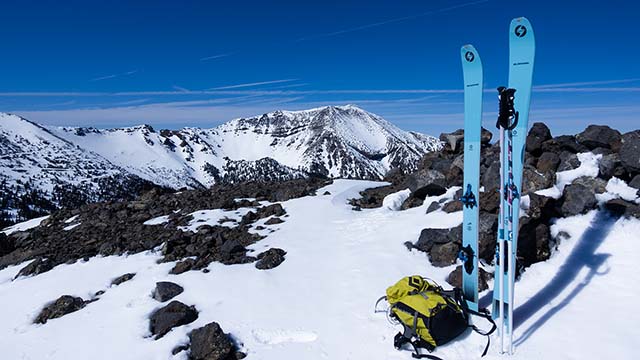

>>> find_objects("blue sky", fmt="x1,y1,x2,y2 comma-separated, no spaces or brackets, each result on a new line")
0,0,638,136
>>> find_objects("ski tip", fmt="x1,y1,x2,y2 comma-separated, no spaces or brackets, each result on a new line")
510,17,534,40
460,44,480,65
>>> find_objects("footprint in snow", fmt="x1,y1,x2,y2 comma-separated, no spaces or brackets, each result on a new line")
251,329,318,345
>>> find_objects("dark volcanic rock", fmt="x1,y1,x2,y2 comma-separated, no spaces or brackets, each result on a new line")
560,184,598,216
0,178,327,275
620,130,640,174
14,257,54,280
572,176,607,194
171,258,196,275
189,322,236,360
405,169,447,198
604,199,640,219
478,212,498,263
429,242,460,267
518,218,551,265
255,248,286,270
522,166,554,194
442,200,463,213
439,129,464,153
629,175,640,190
481,127,493,145
153,282,185,302
264,217,284,225
557,152,580,172
425,201,440,214
256,204,286,218
34,295,86,324
401,196,425,210
447,266,490,292
541,135,588,154
0,233,14,257
576,125,621,150
414,228,451,252
479,190,500,214
526,122,552,156
111,273,136,286
149,301,198,339
481,161,501,192
536,152,560,173
528,193,558,220
598,154,624,180
349,185,398,209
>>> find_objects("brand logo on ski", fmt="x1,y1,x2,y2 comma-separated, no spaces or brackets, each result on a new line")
515,25,527,37
465,51,475,62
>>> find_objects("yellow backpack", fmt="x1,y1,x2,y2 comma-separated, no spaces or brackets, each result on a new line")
376,276,495,359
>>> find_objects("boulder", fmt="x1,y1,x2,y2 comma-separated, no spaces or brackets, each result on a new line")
479,190,500,214
446,265,490,292
264,217,284,225
541,135,588,154
429,242,460,267
404,169,447,198
536,152,560,173
439,129,464,153
518,218,551,265
34,295,86,324
153,282,184,302
149,301,198,339
560,184,597,216
526,122,552,156
598,153,624,180
414,228,452,253
478,212,498,262
604,199,640,219
481,127,493,145
442,200,463,213
171,258,196,275
189,322,237,360
425,201,440,214
576,125,621,150
400,196,424,210
255,248,286,270
572,176,607,194
629,175,640,190
256,204,286,218
481,161,501,192
14,257,54,279
111,273,136,286
527,193,558,220
0,233,14,257
522,166,554,194
620,130,640,174
557,151,580,172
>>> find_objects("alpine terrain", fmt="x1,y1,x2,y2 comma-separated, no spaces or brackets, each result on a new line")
0,105,441,225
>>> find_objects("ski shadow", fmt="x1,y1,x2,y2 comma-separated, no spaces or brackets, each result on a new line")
512,210,616,346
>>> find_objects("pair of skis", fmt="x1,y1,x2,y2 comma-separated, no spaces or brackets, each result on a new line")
459,17,535,355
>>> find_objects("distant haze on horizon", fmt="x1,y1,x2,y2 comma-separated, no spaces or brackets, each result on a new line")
0,0,638,136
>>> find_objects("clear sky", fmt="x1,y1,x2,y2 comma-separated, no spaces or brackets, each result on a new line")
0,0,638,136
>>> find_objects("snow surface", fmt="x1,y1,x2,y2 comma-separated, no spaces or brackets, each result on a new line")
0,178,638,359
537,153,601,198
1,215,49,235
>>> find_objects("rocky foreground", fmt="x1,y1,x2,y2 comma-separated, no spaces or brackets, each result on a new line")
351,123,640,289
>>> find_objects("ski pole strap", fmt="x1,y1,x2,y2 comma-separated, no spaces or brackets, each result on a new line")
467,308,497,357
496,86,519,131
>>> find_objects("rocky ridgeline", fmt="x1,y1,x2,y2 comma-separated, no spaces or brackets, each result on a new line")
0,178,329,278
352,123,640,289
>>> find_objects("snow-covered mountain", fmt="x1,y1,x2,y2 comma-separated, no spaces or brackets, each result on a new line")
0,106,441,223
51,105,442,188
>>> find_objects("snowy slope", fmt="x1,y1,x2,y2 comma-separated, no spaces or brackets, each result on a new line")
1,165,638,359
50,105,442,188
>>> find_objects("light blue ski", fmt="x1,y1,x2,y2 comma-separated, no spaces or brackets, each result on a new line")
459,44,483,312
492,17,535,354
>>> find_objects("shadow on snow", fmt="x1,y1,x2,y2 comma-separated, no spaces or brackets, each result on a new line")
479,210,617,346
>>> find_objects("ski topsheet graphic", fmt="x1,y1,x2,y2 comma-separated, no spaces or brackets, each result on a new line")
460,44,483,312
492,17,536,355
